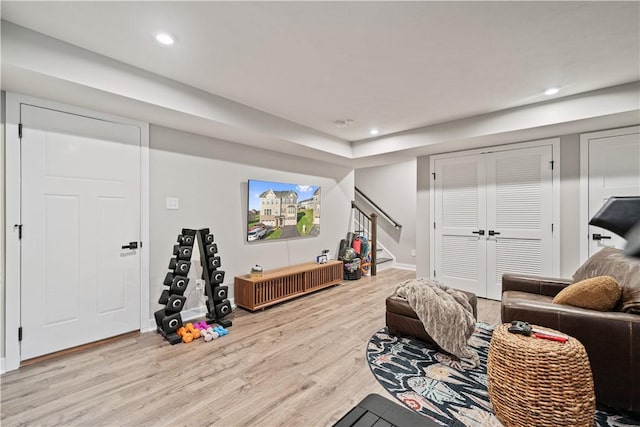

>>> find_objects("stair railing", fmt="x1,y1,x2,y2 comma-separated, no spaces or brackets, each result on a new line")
351,201,378,276
355,187,402,230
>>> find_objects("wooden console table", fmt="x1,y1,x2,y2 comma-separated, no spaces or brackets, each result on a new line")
234,260,343,311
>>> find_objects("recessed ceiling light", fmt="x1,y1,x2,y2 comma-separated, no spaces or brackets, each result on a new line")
369,129,379,135
334,119,354,128
156,33,175,45
545,87,560,96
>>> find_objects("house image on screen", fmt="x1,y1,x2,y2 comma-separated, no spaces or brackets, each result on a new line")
313,188,321,224
297,187,321,225
259,189,298,227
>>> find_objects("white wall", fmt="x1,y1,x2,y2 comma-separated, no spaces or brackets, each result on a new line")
149,125,354,318
1,92,6,364
415,134,587,282
354,159,417,267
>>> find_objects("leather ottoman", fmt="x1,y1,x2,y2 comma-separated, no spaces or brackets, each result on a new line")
386,290,477,346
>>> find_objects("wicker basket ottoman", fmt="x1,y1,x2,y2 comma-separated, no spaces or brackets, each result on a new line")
487,324,595,427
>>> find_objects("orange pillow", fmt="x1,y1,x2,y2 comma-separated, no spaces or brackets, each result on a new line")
552,276,621,311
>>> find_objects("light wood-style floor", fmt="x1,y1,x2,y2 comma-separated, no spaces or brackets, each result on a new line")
1,268,501,427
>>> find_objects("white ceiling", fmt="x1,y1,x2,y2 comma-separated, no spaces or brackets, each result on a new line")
1,1,639,161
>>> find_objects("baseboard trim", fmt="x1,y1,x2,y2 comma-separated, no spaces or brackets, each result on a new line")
144,299,236,334
394,263,416,271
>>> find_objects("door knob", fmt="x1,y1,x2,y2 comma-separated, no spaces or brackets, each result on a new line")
121,241,139,250
592,233,611,241
488,230,501,236
472,230,485,236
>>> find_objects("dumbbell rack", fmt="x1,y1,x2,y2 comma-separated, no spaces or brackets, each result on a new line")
195,228,233,328
154,228,232,345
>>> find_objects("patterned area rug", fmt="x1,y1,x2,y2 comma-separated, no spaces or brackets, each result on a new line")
366,323,640,427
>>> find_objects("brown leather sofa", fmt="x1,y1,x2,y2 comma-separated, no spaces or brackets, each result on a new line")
386,290,477,346
501,253,640,415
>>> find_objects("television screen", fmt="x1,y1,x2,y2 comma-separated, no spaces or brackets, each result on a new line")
247,179,321,242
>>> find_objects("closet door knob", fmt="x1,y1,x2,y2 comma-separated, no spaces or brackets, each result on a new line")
488,230,501,236
472,230,485,236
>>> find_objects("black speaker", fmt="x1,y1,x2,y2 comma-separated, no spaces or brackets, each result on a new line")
204,233,215,244
158,290,170,305
170,276,189,294
205,243,218,256
165,295,186,313
215,300,232,318
163,272,174,286
213,285,228,302
208,256,221,269
175,260,191,275
211,270,225,284
162,312,183,333
177,246,192,260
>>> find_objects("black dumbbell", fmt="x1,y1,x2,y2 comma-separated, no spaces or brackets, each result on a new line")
158,289,170,305
213,285,228,302
177,246,192,260
170,276,189,295
172,244,180,255
168,258,177,270
154,308,167,328
208,256,221,269
211,270,225,284
214,300,232,318
163,272,174,286
165,295,186,313
205,243,218,257
182,228,197,237
161,312,183,334
175,260,191,275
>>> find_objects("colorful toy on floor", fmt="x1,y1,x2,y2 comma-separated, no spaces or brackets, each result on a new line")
176,326,194,343
213,325,229,336
202,328,219,342
184,322,201,339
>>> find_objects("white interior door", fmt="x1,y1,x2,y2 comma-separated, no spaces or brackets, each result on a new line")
433,143,555,300
20,104,141,360
587,131,640,257
485,146,553,300
434,155,487,296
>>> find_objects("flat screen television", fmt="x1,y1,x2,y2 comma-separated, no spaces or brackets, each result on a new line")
247,179,321,242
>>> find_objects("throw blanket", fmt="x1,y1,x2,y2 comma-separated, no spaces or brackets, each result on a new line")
393,278,478,368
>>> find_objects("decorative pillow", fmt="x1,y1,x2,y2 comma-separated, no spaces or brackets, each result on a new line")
573,247,640,314
553,276,622,311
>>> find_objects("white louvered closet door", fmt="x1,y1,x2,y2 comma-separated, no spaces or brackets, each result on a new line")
434,155,487,296
485,146,553,300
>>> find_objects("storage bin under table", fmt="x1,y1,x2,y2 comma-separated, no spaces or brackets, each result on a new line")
487,323,595,427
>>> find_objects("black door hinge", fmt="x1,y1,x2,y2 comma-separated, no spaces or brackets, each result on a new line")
432,172,436,180
434,270,436,278
15,224,23,239
18,327,22,341
550,160,555,170
551,223,554,233
18,123,22,139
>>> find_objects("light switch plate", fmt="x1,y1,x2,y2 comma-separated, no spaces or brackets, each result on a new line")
166,197,179,210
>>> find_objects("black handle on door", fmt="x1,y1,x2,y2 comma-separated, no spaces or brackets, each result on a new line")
592,233,611,241
472,230,485,236
488,230,501,236
122,241,139,250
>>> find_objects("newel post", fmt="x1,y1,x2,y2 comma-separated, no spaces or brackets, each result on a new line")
371,213,378,276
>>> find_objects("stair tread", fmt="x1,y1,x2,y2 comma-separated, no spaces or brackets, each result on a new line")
376,257,392,264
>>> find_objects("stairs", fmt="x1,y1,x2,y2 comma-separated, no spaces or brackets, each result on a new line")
375,246,394,270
